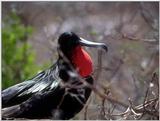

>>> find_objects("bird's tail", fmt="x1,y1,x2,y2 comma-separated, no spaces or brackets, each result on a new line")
2,104,21,120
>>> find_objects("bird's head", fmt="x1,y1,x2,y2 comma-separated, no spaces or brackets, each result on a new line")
58,32,108,77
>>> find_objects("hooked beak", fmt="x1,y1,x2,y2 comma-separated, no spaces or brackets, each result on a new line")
79,38,108,52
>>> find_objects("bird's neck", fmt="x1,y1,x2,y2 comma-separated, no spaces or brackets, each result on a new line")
71,46,93,77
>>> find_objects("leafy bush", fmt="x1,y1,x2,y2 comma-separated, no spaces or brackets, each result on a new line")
2,12,42,89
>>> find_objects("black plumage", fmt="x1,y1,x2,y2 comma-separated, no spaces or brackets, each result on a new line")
2,32,108,120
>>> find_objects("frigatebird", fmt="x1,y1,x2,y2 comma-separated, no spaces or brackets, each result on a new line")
2,32,108,120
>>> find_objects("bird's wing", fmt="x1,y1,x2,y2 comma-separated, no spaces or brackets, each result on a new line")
2,63,60,108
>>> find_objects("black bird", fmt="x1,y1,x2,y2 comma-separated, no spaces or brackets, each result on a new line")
2,32,108,120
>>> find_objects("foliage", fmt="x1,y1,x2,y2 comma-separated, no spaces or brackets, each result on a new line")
2,12,42,89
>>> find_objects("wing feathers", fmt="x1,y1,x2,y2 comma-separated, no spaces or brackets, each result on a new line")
2,64,60,108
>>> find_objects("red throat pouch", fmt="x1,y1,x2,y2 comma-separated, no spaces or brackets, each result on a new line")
71,46,93,77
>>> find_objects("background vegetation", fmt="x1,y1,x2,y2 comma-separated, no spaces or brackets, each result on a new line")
2,12,47,89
